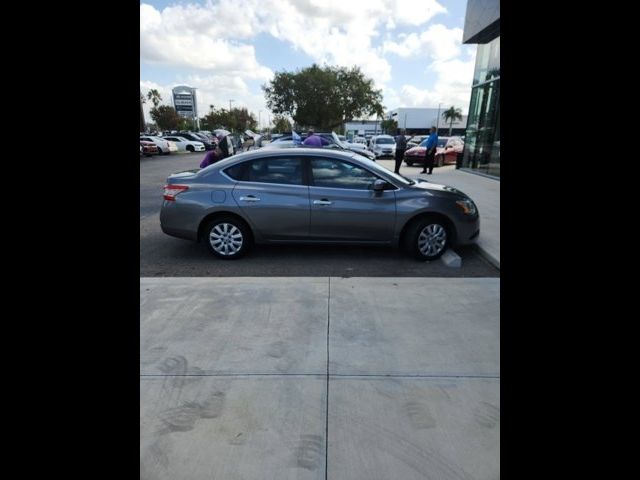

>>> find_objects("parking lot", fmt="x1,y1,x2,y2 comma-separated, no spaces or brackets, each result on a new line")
140,153,499,277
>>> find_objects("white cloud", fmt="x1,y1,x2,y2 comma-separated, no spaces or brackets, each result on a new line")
140,0,476,122
383,24,462,60
395,51,477,113
140,2,272,80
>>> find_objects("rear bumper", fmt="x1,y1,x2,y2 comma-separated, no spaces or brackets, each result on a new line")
160,224,198,241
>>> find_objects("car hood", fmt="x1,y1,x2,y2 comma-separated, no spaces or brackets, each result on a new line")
406,146,426,154
410,178,467,197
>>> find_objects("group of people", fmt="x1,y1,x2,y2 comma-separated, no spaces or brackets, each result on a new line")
394,126,438,175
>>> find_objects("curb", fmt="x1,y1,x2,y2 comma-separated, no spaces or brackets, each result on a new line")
473,244,500,270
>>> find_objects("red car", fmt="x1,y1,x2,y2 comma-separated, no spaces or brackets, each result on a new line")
404,136,464,167
140,140,159,157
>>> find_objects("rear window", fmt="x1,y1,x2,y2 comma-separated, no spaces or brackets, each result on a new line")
224,162,249,181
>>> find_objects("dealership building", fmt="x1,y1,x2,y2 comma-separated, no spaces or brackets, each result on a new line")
386,108,467,136
460,0,500,178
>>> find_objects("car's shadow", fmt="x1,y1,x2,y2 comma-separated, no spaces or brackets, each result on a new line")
140,238,498,278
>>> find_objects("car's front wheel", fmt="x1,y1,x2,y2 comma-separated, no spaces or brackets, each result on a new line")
404,216,450,261
186,145,195,152
405,160,413,166
203,216,251,259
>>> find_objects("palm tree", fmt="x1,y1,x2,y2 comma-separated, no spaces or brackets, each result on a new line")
146,89,162,108
140,91,146,132
442,106,463,136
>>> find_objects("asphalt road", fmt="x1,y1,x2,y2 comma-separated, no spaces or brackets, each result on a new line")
140,152,499,277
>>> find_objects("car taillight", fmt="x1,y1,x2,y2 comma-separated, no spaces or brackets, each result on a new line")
163,184,189,201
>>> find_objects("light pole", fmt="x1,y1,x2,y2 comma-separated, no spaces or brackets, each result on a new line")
435,102,442,134
258,110,262,132
229,99,234,111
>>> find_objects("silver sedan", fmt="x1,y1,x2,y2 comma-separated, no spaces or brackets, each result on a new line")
160,148,479,260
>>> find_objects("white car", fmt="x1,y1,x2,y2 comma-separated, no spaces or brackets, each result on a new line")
161,136,206,152
140,136,177,155
369,135,396,158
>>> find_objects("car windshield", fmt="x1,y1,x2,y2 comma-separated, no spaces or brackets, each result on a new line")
376,138,394,144
438,138,448,147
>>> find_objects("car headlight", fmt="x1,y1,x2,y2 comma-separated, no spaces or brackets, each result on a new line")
455,199,477,215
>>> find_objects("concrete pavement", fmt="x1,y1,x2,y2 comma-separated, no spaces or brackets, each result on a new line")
140,277,500,479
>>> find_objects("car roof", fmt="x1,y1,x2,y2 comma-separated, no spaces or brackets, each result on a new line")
203,147,360,171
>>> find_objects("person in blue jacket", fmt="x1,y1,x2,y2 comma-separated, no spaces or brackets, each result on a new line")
422,126,438,175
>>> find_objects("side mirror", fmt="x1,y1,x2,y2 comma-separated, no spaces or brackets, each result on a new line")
372,179,387,192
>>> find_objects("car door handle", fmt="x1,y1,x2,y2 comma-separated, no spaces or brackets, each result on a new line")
239,195,260,202
313,199,332,205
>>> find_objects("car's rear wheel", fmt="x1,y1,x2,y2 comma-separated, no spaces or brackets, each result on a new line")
187,145,194,152
403,216,450,261
436,155,444,167
203,216,251,259
157,147,163,154
405,160,413,166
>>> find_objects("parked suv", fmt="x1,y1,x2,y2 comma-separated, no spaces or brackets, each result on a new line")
369,135,396,159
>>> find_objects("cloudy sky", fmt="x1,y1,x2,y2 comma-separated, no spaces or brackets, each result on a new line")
140,0,475,128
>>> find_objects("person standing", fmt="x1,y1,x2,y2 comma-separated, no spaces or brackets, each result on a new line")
303,129,322,146
422,126,438,175
394,129,407,174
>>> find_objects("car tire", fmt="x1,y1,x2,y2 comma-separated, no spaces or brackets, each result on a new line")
157,147,163,155
203,216,251,260
403,216,450,261
187,145,195,152
436,155,444,167
405,160,413,166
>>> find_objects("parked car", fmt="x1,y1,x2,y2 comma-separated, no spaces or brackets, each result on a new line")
140,140,159,157
266,132,376,161
175,132,216,151
140,135,176,155
369,135,396,159
161,136,206,152
160,148,479,261
404,137,464,167
406,135,427,149
435,136,464,167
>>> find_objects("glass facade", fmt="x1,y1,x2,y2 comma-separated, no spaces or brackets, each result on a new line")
462,36,500,177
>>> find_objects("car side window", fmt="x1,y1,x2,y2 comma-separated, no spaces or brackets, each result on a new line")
224,162,249,181
228,158,303,185
310,158,379,190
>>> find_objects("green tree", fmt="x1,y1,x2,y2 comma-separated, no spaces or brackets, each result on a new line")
146,89,162,108
380,118,398,135
263,64,383,131
200,107,257,132
150,105,181,131
442,106,463,136
272,115,291,133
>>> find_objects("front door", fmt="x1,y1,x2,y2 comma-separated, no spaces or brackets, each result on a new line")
307,157,396,241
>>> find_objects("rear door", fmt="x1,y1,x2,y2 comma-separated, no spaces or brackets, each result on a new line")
229,156,310,240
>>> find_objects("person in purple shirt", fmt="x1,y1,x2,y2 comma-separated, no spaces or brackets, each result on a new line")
302,129,328,147
421,126,438,175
